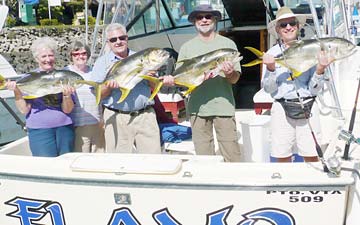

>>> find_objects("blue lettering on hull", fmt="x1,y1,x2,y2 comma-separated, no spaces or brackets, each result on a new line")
5,197,295,225
5,197,65,225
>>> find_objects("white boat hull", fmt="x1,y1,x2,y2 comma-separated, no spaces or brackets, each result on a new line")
0,153,356,225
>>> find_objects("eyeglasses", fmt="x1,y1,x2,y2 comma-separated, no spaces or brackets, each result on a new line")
108,35,128,43
71,52,87,57
278,20,298,28
195,14,213,20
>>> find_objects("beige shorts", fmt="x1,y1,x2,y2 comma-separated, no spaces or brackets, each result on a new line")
270,101,321,158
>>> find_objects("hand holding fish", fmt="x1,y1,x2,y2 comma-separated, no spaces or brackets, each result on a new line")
316,51,335,75
5,80,18,91
262,53,276,72
5,80,30,114
100,80,120,100
5,80,24,97
62,84,75,97
147,70,158,77
160,75,175,86
221,61,235,77
105,80,120,89
203,71,215,81
61,84,75,114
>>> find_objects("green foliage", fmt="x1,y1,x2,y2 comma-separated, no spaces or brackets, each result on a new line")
6,16,17,27
6,0,93,27
39,19,60,26
37,0,64,21
65,0,85,12
79,16,96,25
6,31,17,39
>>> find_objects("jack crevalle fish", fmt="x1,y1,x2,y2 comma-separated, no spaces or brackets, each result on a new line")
0,70,97,99
173,48,242,96
102,47,170,103
243,37,356,79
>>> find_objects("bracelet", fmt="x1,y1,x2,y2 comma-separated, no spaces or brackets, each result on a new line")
63,95,70,98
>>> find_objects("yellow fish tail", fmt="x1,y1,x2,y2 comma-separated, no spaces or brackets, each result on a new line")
95,84,102,105
118,87,130,103
76,80,102,105
242,59,263,67
173,81,197,96
242,47,264,67
23,95,38,100
181,85,197,96
286,70,303,80
140,75,163,101
0,74,5,89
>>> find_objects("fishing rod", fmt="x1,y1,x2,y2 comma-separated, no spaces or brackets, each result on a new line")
342,77,360,160
0,96,26,131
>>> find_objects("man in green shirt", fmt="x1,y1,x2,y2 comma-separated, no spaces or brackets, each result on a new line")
164,4,241,162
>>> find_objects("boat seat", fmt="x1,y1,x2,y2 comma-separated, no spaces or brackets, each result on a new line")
253,88,273,114
157,93,185,123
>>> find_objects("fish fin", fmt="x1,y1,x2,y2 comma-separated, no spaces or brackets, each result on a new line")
242,47,264,67
23,95,38,99
78,80,99,87
287,39,303,48
140,75,159,84
0,74,5,89
242,59,263,67
286,70,303,80
181,85,197,96
175,59,187,64
118,87,130,103
140,75,163,101
149,81,163,101
175,58,196,67
244,46,264,58
95,84,102,105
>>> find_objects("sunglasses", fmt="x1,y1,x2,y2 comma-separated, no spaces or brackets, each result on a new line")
108,35,128,43
195,14,213,20
71,52,87,57
278,20,298,28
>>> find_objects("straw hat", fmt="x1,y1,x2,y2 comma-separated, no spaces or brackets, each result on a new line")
267,6,307,37
188,4,221,23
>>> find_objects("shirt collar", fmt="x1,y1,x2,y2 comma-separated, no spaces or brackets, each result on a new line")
108,49,136,61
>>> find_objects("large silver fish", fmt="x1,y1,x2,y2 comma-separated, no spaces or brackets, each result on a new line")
173,48,242,96
103,47,170,103
243,37,356,79
0,70,97,99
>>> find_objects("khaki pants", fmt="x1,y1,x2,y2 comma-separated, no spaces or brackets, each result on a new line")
74,123,105,153
190,115,241,162
104,107,161,154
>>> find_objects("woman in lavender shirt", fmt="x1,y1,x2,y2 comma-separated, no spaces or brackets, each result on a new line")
5,37,75,157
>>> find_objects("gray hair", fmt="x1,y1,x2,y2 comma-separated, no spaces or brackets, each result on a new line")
30,37,57,59
69,40,91,60
105,23,127,39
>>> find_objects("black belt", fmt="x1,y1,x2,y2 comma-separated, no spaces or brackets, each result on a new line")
105,105,152,116
276,96,315,103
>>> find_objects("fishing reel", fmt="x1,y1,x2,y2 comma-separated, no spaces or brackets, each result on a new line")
338,130,360,145
326,150,342,177
325,130,360,176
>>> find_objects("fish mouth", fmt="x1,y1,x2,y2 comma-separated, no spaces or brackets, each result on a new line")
337,48,358,60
